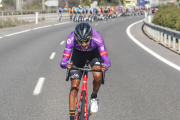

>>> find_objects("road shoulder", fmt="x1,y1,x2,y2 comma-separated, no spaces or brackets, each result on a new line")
0,20,71,37
130,21,180,67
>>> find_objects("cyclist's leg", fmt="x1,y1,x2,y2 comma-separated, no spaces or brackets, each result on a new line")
69,77,81,120
69,48,87,120
90,57,103,113
90,58,102,94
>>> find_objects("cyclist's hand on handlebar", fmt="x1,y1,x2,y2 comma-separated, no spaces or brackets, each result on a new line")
67,62,73,69
101,63,106,72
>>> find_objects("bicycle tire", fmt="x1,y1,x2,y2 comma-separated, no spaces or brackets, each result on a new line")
78,90,86,120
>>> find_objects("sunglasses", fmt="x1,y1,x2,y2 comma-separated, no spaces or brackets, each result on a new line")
78,39,90,44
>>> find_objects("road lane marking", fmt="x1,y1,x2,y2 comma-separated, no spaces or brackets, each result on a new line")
0,37,3,39
33,25,52,30
54,22,70,26
33,77,45,95
2,22,70,38
50,52,56,59
6,29,31,37
127,20,180,71
60,41,65,45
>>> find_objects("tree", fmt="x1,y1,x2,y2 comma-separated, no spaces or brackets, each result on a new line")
83,0,91,6
2,0,15,10
68,0,80,8
2,0,15,7
100,0,105,5
32,0,42,6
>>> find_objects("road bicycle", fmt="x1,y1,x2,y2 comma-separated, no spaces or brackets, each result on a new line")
66,60,105,120
58,14,62,21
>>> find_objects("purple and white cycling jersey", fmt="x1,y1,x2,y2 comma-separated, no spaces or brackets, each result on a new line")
60,28,111,71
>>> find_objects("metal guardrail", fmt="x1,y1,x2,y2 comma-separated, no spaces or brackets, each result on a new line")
143,15,180,52
0,9,68,15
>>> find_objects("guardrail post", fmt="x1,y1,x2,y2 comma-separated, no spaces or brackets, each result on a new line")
145,12,148,18
179,39,180,52
161,32,163,43
148,26,150,34
36,12,38,24
149,26,151,36
148,16,151,23
155,29,158,40
153,28,155,38
151,27,153,37
2,11,3,26
173,37,176,49
164,33,167,45
168,35,171,47
155,29,157,39
21,10,22,25
158,31,160,41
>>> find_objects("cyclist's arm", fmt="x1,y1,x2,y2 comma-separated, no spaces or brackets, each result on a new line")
94,33,111,71
60,31,74,68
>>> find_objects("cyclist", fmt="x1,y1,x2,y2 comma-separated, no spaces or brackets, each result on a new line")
108,7,111,18
58,7,63,21
60,23,111,120
94,7,99,20
104,6,108,19
85,6,89,20
76,6,81,21
81,6,86,21
69,7,73,21
72,6,77,21
89,7,93,21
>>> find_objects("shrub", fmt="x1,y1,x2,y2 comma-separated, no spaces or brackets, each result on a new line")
152,3,180,31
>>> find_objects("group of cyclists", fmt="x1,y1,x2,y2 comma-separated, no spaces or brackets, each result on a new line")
68,5,147,22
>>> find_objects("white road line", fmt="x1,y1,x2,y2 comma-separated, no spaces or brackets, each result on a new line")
50,52,56,59
60,41,65,45
0,37,3,39
6,29,31,37
126,20,180,71
54,22,70,26
33,25,52,30
33,77,45,95
3,22,70,38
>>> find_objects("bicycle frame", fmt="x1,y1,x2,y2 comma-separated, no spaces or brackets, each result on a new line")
66,62,105,120
76,71,89,120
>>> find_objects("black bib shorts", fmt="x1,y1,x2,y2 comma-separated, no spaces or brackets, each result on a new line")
69,47,103,81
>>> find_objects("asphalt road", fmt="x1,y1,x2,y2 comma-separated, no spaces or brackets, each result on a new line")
0,15,180,120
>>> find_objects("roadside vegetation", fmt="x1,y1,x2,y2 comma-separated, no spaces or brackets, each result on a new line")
152,3,180,31
0,17,45,29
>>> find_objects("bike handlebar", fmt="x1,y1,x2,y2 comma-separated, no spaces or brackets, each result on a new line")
66,66,105,85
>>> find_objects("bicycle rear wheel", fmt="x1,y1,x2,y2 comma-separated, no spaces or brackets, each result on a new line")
78,90,86,120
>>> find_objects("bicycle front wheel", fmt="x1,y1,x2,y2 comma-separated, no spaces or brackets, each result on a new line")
78,90,86,120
